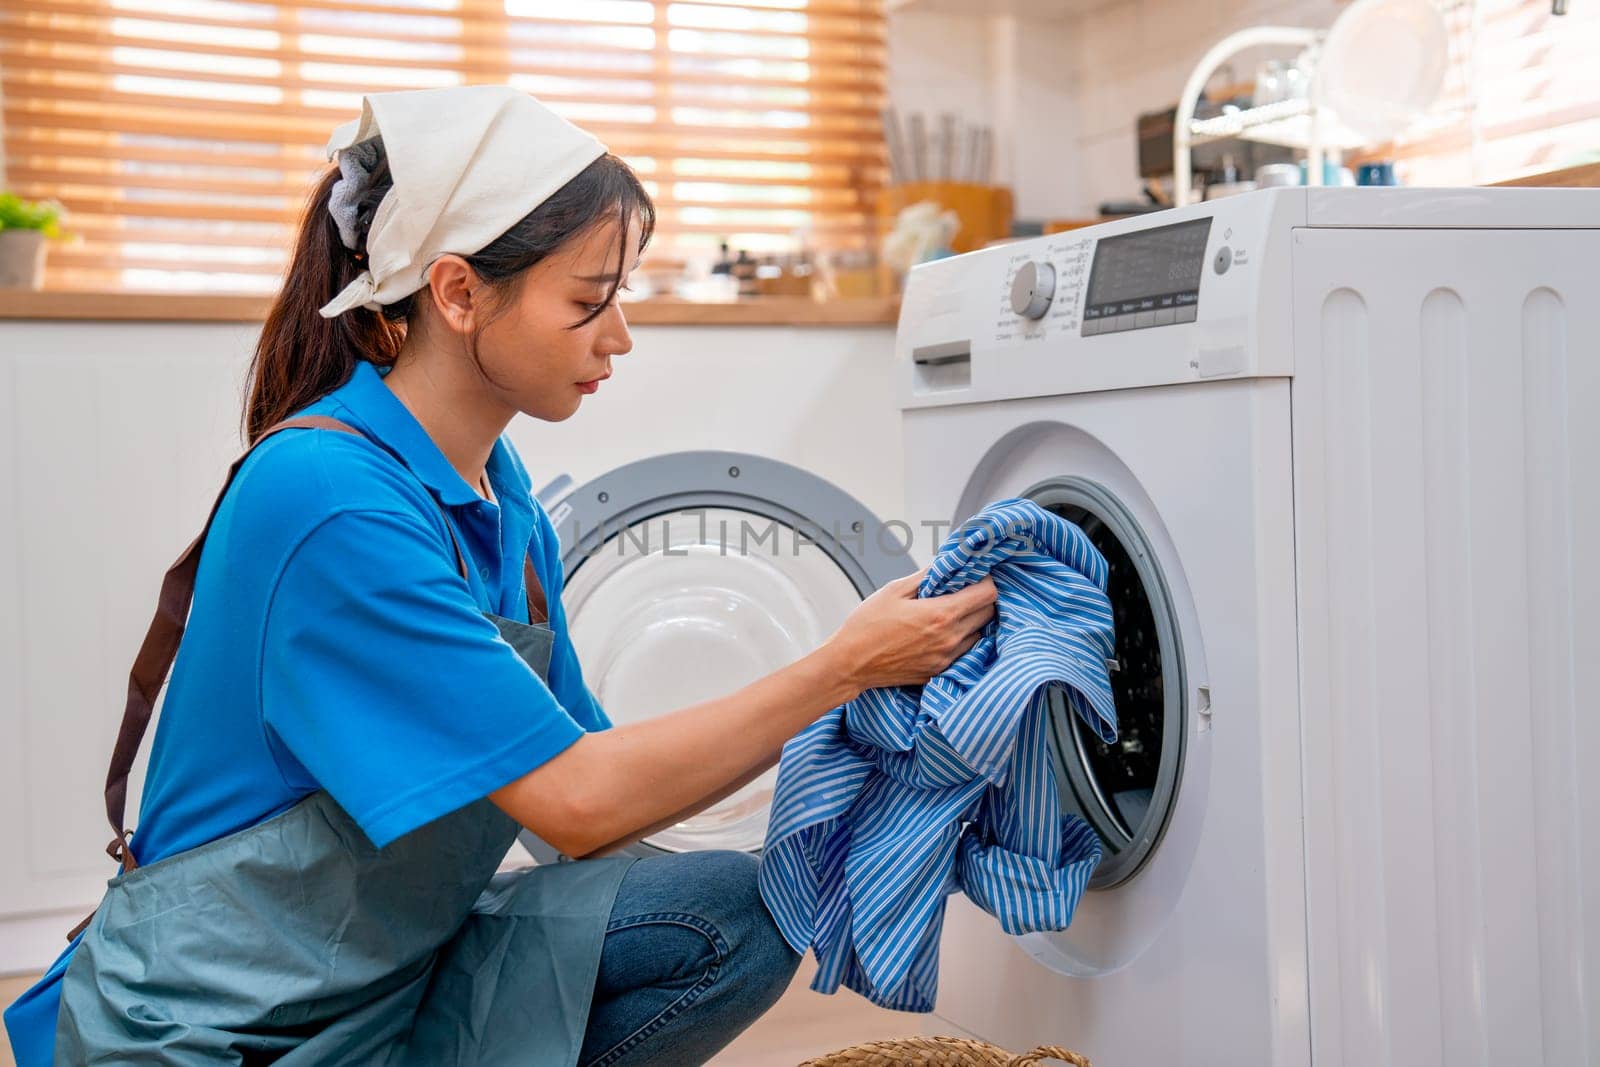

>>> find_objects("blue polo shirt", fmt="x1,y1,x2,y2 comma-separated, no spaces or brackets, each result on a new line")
5,359,607,1066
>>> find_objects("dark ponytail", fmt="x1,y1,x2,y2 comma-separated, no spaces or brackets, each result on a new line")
244,148,654,444
243,164,404,443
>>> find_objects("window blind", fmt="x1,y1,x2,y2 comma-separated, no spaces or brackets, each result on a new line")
0,0,888,293
1371,0,1600,186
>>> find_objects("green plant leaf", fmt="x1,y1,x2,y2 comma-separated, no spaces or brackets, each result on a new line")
0,191,67,238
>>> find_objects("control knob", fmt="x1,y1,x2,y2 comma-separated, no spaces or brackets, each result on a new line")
1010,261,1056,320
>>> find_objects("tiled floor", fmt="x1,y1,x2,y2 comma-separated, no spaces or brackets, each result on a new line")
1,960,922,1067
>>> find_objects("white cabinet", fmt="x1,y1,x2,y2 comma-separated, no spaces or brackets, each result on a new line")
0,322,253,974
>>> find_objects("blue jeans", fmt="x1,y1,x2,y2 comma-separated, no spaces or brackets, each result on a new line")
577,850,801,1067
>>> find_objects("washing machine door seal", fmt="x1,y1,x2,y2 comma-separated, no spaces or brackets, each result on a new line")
519,450,913,863
1020,476,1186,890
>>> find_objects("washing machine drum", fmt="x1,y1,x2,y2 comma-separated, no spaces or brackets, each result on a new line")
530,451,912,858
1025,477,1187,890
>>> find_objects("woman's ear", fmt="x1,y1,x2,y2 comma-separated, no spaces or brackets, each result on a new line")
424,254,480,335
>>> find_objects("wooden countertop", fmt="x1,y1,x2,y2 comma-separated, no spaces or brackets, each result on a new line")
1491,161,1600,188
0,291,902,327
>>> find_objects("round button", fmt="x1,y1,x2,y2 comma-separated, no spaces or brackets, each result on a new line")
1213,247,1232,275
1010,261,1057,320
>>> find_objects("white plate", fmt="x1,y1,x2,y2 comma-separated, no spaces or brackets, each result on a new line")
1319,0,1449,142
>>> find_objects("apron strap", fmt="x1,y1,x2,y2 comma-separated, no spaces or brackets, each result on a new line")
525,555,548,625
97,413,548,879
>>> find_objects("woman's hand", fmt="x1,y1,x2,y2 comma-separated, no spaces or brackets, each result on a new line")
821,569,998,695
494,569,998,858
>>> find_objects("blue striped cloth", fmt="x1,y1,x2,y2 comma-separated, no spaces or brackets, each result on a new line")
757,498,1117,1011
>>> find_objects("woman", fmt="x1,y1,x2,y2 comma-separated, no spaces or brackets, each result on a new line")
4,86,996,1066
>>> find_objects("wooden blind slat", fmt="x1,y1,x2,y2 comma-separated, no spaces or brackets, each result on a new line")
0,69,886,124
10,166,876,214
5,146,884,193
0,53,887,116
3,19,889,67
3,140,876,192
7,0,887,50
54,210,888,252
6,97,887,149
12,199,876,246
0,38,884,97
6,187,876,228
1,126,324,168
0,18,886,70
12,181,875,231
50,247,290,276
5,105,885,170
63,216,293,248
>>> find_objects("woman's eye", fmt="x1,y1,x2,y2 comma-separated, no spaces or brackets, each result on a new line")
580,285,633,314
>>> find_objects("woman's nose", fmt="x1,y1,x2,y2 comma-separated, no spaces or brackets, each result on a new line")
606,305,634,358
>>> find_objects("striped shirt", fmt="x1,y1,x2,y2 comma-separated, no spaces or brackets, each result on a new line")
758,498,1117,1011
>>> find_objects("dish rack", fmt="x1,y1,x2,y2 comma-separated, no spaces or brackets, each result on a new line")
1172,26,1360,206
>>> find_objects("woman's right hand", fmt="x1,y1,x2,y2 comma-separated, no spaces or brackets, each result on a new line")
822,569,998,695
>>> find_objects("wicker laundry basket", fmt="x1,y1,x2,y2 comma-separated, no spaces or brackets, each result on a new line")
800,1035,1091,1066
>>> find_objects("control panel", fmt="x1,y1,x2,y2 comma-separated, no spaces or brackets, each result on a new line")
987,216,1217,345
896,188,1307,408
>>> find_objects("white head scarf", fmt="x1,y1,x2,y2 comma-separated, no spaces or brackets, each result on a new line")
318,85,608,319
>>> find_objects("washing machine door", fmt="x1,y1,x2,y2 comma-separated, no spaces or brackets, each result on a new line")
519,450,913,862
939,415,1211,976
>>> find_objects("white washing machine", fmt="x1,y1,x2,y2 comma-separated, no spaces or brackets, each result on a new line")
896,187,1600,1066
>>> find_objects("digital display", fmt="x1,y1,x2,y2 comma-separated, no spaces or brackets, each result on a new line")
1081,217,1213,335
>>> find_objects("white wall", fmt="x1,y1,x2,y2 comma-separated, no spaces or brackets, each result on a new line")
887,9,1082,219
889,0,1345,218
887,10,998,146
0,317,900,974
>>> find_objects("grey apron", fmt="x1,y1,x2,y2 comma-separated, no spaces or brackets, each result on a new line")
56,415,633,1065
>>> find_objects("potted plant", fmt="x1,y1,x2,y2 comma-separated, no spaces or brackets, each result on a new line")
0,192,66,289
